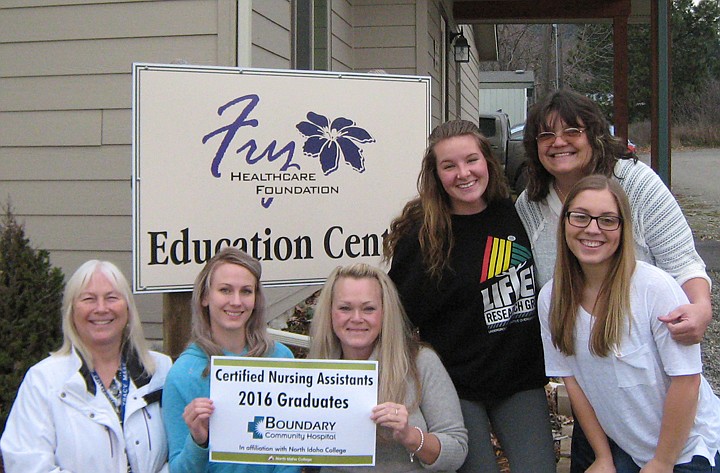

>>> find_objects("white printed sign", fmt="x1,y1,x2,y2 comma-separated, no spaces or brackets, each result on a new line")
209,357,378,467
132,64,430,292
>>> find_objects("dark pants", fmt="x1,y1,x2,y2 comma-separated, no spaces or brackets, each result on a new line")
570,421,638,472
459,388,556,473
570,421,720,472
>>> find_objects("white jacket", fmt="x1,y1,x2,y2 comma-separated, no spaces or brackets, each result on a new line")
1,347,171,473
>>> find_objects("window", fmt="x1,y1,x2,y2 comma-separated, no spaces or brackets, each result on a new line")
294,0,329,70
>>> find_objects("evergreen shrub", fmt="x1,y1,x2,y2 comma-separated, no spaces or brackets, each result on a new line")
0,205,65,435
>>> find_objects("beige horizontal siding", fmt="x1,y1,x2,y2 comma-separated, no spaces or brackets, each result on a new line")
353,0,413,7
355,47,416,69
0,181,130,215
21,215,130,251
354,4,415,26
1,75,131,112
0,1,218,43
331,35,352,71
0,146,130,180
1,0,156,8
1,110,102,146
355,26,415,48
252,0,290,31
252,10,291,66
1,36,220,77
251,46,292,69
102,109,132,145
332,5,352,51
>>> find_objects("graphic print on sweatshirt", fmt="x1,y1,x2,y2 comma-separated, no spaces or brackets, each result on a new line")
479,235,536,333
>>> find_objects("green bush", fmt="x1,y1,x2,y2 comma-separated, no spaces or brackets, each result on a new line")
0,205,65,435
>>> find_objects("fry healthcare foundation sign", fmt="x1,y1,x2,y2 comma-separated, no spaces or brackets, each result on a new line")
132,63,430,292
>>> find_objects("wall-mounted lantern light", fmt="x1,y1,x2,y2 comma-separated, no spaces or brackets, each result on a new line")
450,28,470,63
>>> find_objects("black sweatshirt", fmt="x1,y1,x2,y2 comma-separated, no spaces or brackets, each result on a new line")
389,199,547,403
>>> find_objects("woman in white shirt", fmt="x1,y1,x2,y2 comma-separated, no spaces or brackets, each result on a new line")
538,175,720,472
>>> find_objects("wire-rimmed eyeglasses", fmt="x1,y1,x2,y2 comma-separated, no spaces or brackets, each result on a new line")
536,127,585,144
565,211,622,231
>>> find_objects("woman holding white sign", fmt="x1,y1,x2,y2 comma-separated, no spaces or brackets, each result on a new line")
309,263,468,472
383,120,556,473
162,248,300,473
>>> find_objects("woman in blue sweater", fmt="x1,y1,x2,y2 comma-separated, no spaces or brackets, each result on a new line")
162,248,300,473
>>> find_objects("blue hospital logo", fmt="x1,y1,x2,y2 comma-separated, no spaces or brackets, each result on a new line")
247,416,266,439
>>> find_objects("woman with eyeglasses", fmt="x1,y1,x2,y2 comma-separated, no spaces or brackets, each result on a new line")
515,89,712,472
538,175,720,473
517,90,710,343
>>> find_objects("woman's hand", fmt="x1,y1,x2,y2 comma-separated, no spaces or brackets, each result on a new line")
585,457,616,473
658,300,712,345
182,397,214,447
640,457,675,473
371,402,412,443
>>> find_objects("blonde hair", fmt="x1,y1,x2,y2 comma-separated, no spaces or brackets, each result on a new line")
309,263,422,408
190,247,274,376
55,260,155,374
550,175,636,356
383,119,510,279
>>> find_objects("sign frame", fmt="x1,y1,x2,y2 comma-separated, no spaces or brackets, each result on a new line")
132,63,431,293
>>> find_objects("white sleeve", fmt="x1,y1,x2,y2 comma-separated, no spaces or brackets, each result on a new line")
621,161,710,288
0,366,73,473
538,282,574,377
637,265,702,376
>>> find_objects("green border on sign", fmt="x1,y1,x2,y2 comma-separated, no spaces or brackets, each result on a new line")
213,357,376,371
211,452,373,465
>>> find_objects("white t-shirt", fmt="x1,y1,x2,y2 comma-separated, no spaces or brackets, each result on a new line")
538,261,720,467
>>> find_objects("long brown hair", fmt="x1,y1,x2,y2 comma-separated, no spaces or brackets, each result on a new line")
190,247,274,375
549,175,636,356
383,119,510,279
523,89,636,202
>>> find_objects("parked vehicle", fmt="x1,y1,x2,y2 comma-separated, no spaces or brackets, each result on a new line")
478,112,528,194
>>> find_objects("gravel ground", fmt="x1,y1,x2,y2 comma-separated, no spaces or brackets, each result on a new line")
703,270,720,394
674,191,720,395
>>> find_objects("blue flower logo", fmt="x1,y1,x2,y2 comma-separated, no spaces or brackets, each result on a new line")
296,112,375,175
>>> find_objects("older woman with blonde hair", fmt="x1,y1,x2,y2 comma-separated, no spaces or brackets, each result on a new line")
309,263,468,472
162,247,300,473
1,260,172,473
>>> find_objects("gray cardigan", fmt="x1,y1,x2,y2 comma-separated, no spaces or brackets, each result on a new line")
322,347,468,472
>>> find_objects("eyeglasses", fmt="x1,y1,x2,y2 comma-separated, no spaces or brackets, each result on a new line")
565,211,622,231
536,127,585,144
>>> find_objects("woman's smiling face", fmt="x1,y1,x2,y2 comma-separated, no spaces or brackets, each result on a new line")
565,188,622,272
331,276,383,360
203,262,257,346
72,271,129,351
537,112,593,183
434,134,490,215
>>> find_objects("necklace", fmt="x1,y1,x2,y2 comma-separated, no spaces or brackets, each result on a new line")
553,181,566,202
